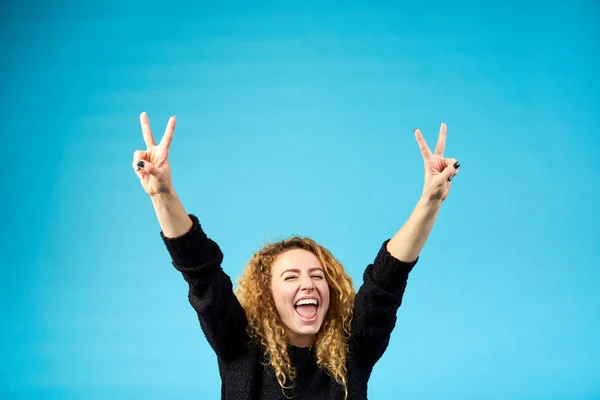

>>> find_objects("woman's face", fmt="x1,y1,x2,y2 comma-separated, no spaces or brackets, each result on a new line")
270,249,331,347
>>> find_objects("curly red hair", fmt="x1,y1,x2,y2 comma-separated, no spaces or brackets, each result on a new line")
235,236,356,398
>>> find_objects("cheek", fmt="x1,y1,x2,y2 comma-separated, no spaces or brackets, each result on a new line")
319,283,331,308
272,284,293,310
270,283,281,311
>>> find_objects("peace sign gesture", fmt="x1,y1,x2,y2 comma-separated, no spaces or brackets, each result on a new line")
132,112,177,197
414,123,460,202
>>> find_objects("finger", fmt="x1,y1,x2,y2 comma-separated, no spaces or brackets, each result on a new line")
133,149,147,164
132,159,158,176
440,158,459,181
414,128,432,159
133,160,144,179
140,112,156,148
434,122,447,156
132,150,148,178
160,115,176,149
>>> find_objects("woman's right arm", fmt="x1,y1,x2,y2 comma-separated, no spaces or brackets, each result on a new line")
149,189,193,238
132,112,249,360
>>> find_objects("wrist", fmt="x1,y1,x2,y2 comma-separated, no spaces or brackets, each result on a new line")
417,196,442,212
150,187,178,204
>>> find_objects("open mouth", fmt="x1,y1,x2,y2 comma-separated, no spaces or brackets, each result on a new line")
294,298,319,320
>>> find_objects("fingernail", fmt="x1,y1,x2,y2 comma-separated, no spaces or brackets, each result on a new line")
453,161,460,169
414,128,418,132
137,161,145,168
448,176,453,182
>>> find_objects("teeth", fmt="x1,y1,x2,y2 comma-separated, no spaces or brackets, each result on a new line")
295,299,318,306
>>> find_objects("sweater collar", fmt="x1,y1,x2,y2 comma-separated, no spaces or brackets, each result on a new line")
288,344,315,361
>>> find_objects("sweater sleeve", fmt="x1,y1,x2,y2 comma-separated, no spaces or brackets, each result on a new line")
350,239,418,367
160,214,249,361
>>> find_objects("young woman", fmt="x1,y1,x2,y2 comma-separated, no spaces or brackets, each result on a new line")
132,112,460,399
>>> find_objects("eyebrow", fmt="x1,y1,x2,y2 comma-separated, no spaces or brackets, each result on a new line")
280,267,324,277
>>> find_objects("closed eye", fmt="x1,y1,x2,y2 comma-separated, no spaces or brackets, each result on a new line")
312,275,324,279
284,275,297,281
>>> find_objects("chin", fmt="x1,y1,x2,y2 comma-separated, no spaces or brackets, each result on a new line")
287,320,323,344
293,318,324,335
296,326,321,335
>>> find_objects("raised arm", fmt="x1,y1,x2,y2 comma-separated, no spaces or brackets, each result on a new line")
386,123,460,262
132,112,248,360
352,123,460,366
133,112,192,237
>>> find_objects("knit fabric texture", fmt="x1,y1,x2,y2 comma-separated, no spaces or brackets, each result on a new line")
160,214,417,400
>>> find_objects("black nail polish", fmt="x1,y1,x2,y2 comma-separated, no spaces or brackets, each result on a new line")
137,161,145,168
448,176,453,182
453,161,460,169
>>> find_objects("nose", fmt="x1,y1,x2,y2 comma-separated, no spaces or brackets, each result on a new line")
300,275,315,291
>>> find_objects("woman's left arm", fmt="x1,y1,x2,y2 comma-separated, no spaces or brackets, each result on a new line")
387,123,460,263
351,123,461,367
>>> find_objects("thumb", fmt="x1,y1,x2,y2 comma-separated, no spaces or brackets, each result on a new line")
132,159,159,177
440,158,460,182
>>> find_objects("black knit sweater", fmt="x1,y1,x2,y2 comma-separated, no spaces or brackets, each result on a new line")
160,215,417,400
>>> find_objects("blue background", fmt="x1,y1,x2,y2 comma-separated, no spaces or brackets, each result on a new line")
2,0,599,399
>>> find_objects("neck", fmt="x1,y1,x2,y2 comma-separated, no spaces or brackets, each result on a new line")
287,332,315,348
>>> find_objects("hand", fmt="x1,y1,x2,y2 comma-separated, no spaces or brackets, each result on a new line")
414,123,460,202
132,112,176,197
